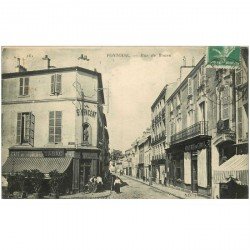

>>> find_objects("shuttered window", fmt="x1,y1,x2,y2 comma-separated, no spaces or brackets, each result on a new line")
19,78,29,96
51,74,62,95
222,86,229,120
188,78,193,96
49,111,62,143
16,112,35,146
238,107,243,140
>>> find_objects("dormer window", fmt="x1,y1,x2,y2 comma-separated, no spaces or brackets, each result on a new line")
19,78,29,96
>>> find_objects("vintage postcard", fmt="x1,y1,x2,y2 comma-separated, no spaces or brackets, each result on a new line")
1,46,248,199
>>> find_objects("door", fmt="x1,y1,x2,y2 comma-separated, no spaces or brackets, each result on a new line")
191,152,198,192
79,164,85,192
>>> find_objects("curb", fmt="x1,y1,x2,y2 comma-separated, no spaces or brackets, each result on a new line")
123,175,208,199
61,191,112,199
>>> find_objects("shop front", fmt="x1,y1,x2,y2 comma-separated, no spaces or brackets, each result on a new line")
72,149,100,193
2,147,100,194
167,138,212,196
151,159,166,184
213,154,248,199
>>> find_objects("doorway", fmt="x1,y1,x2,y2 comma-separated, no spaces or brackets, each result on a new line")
191,152,198,192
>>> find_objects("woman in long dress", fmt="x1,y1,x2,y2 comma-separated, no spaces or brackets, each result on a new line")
114,177,121,193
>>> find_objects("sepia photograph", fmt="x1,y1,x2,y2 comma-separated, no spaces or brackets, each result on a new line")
1,46,249,199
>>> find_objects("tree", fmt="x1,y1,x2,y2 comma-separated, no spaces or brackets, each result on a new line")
110,149,123,161
29,169,44,195
49,170,66,197
15,170,31,197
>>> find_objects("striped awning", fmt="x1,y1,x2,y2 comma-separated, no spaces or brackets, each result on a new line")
2,157,73,174
213,154,249,185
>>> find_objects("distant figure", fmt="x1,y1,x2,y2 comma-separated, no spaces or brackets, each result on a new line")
114,176,121,193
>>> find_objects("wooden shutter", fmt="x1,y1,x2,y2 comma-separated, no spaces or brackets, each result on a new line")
24,78,29,95
16,113,22,143
19,78,24,95
188,78,193,95
29,113,35,146
51,75,55,94
222,86,229,120
238,107,243,140
55,111,62,143
55,74,62,94
49,111,55,142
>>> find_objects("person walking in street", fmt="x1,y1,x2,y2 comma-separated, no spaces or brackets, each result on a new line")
114,176,121,193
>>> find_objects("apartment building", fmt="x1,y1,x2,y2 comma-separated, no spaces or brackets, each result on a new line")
151,86,167,184
165,57,214,196
1,64,109,193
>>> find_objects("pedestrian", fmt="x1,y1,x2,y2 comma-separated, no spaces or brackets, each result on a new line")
96,176,103,191
114,176,121,193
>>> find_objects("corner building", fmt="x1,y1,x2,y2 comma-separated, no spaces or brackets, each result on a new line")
1,66,108,193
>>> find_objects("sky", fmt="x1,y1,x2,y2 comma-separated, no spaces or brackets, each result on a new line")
2,46,205,151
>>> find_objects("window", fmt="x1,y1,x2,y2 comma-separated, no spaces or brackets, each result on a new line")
49,111,62,143
238,107,243,141
51,74,62,95
199,102,206,122
187,111,193,127
16,112,35,146
19,78,29,96
221,86,229,120
188,78,193,96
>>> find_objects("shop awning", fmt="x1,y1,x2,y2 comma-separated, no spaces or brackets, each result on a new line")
2,157,73,174
213,154,249,185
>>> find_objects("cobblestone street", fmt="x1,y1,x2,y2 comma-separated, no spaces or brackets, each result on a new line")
109,176,177,199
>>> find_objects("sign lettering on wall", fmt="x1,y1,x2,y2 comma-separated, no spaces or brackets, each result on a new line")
184,141,210,152
42,150,65,157
10,151,42,158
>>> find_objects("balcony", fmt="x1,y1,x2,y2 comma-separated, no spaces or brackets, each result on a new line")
214,119,236,145
170,121,208,145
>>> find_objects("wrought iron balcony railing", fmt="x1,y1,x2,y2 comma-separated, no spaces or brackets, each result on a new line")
170,121,208,145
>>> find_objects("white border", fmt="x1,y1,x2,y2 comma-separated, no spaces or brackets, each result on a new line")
1,1,250,250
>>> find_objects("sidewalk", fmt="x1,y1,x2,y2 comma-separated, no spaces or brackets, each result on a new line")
123,175,209,199
60,189,111,199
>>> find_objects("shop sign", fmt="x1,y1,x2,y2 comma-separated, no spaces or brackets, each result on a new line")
82,152,98,160
10,151,42,158
43,150,65,157
206,46,240,68
184,141,210,152
77,107,97,117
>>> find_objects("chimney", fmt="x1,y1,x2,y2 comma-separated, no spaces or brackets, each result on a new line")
42,55,51,69
180,56,195,82
15,57,27,72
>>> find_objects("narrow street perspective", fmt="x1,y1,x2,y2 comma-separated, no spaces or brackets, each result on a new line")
109,175,177,199
1,46,249,199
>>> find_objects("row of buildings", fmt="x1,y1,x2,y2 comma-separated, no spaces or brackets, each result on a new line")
1,60,110,193
123,47,248,198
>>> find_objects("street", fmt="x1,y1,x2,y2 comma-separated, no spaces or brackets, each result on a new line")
110,175,177,199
